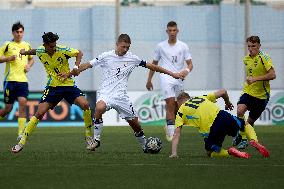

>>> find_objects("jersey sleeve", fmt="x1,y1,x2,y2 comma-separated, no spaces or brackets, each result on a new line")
261,53,274,71
205,93,217,103
58,46,79,57
153,44,161,61
175,106,185,128
0,42,10,57
183,44,192,61
89,53,105,67
36,46,45,57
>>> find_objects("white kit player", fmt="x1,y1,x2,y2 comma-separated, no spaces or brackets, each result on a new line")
67,34,184,152
146,21,193,141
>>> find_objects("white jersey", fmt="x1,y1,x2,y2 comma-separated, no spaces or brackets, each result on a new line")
90,50,146,97
154,39,192,84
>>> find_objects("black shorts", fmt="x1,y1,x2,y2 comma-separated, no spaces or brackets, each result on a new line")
3,81,29,104
40,86,84,105
204,110,245,152
237,93,268,120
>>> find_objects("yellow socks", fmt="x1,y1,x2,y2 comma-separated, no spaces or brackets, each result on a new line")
20,116,39,145
0,116,5,120
245,123,258,142
210,148,230,158
18,118,26,136
83,109,92,137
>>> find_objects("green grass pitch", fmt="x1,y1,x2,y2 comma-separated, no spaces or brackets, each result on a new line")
1,126,284,189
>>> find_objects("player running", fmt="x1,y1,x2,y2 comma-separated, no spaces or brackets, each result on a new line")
11,32,96,153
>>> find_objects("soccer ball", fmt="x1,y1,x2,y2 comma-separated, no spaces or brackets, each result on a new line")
145,137,162,154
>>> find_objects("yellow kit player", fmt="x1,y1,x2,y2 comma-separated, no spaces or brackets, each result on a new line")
0,22,34,140
233,36,276,149
169,89,270,159
11,32,96,153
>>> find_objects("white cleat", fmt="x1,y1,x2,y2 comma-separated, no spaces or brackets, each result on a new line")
85,136,97,151
11,143,24,153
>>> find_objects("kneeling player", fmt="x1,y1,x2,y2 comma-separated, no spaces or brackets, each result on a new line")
169,89,270,159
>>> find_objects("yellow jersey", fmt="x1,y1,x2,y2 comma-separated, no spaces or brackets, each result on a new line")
0,41,33,82
36,45,79,87
243,51,274,99
175,93,220,137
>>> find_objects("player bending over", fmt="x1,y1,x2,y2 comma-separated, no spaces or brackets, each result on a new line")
170,89,270,159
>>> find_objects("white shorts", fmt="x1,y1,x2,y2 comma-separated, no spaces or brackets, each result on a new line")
160,78,184,99
97,94,137,120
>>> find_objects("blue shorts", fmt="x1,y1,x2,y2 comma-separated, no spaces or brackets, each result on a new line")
3,81,29,104
204,110,245,152
40,86,84,105
237,93,268,120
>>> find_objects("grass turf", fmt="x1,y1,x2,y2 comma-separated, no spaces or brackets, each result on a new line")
0,126,284,189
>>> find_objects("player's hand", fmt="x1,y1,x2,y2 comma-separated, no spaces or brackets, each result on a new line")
225,101,234,111
24,64,31,73
179,69,190,78
172,72,185,80
246,76,256,85
7,55,16,62
169,154,179,158
57,72,71,81
72,68,80,76
146,81,153,91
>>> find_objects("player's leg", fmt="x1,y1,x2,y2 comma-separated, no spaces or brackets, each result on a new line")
11,102,54,153
17,97,28,140
233,94,249,148
127,117,147,152
165,97,177,141
207,110,250,158
16,82,29,140
113,97,147,152
0,81,15,119
93,100,107,147
65,86,97,151
74,96,92,138
0,104,13,120
245,123,270,157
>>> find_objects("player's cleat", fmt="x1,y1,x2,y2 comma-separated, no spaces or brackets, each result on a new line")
11,143,24,153
249,140,270,158
94,139,100,148
228,147,251,159
85,136,97,151
232,134,242,146
16,135,23,141
164,126,173,142
237,139,249,150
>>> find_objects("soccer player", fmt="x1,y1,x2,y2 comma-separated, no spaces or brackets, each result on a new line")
66,34,184,152
233,36,276,149
0,22,34,140
11,32,96,153
169,89,270,159
146,21,193,141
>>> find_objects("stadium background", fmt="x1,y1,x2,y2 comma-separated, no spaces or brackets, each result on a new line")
0,0,283,126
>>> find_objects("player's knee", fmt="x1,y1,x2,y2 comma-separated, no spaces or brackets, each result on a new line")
206,151,212,157
80,102,90,110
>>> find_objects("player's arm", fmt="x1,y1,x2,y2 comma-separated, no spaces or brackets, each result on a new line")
145,62,183,80
246,67,276,85
24,56,35,73
179,59,193,78
169,126,181,158
0,55,16,63
71,50,83,76
213,89,234,111
20,49,36,56
146,60,158,91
